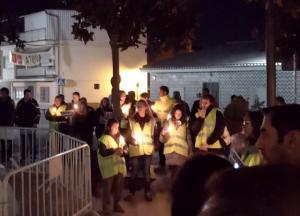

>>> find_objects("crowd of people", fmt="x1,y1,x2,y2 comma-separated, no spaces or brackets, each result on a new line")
1,84,300,216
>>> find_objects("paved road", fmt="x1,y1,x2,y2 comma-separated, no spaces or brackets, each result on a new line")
93,191,171,216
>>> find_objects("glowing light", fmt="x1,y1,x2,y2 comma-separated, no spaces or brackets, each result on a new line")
73,104,78,110
167,113,171,120
234,163,240,169
120,69,147,98
133,134,143,145
167,127,173,133
121,104,130,116
119,136,125,148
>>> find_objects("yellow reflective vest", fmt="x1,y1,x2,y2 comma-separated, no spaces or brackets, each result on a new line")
48,104,67,130
153,96,175,124
242,152,263,167
164,120,189,157
195,108,230,149
97,135,127,179
129,117,155,157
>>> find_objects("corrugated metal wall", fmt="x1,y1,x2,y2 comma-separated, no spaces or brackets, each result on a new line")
150,69,300,109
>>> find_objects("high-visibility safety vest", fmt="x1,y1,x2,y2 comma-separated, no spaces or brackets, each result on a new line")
164,120,189,157
242,152,263,167
129,118,155,157
153,96,175,124
48,104,67,130
97,135,127,179
195,108,230,149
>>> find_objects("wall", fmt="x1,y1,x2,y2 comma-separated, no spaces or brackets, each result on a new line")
60,31,147,104
150,69,300,110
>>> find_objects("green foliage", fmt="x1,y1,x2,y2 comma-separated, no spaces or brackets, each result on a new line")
70,0,194,52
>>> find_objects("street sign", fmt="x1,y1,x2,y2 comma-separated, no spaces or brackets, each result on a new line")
57,79,65,86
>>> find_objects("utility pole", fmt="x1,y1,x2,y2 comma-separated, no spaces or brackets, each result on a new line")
266,0,276,106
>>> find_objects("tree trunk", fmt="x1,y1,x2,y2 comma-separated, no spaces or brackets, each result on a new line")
266,0,276,106
110,35,122,120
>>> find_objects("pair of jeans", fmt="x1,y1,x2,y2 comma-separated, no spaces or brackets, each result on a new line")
129,155,152,194
102,173,124,215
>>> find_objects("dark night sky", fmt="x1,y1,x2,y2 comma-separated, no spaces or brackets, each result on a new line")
13,0,264,46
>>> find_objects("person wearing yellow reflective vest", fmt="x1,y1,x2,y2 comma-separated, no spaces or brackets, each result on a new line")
125,100,156,202
152,86,175,171
194,95,231,156
160,104,192,180
45,95,67,131
240,111,264,166
97,119,128,216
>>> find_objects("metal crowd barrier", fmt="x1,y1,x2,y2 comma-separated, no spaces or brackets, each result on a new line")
0,127,93,216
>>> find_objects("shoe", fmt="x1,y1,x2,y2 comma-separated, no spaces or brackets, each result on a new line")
114,204,125,213
144,191,153,202
124,193,134,201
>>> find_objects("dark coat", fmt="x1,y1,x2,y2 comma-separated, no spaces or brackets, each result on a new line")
15,98,40,127
0,96,15,126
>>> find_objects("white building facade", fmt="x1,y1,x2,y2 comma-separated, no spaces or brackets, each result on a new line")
0,10,148,110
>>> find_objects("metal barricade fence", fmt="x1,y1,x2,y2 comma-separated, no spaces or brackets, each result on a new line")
0,127,93,216
1,144,92,216
0,127,85,170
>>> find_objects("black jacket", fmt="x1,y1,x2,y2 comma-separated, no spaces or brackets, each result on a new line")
15,98,40,127
0,96,15,126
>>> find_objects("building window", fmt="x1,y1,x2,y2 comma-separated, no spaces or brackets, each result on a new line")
40,87,50,103
14,87,25,101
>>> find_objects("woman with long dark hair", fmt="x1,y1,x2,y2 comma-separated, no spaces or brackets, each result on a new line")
95,97,113,138
160,104,192,179
193,95,230,156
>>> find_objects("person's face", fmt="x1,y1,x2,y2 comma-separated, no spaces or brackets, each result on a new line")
201,99,211,110
24,92,32,101
120,93,126,103
102,99,108,107
72,94,80,103
174,109,182,120
256,115,287,164
242,115,253,138
110,123,119,136
137,103,147,115
54,98,61,107
159,89,166,97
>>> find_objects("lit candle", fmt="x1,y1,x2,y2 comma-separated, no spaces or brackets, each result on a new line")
51,107,57,116
167,127,173,133
167,113,171,120
121,104,130,116
119,136,125,148
73,103,78,110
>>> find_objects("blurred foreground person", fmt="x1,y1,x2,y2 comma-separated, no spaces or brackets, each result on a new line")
171,154,231,216
199,164,300,216
256,104,300,166
97,119,127,216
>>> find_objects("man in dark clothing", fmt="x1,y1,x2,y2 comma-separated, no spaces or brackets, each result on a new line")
0,87,15,126
190,88,210,121
15,89,40,162
173,91,190,116
0,87,15,165
15,89,40,127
